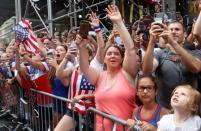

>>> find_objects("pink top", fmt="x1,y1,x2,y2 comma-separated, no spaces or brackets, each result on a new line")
94,69,136,131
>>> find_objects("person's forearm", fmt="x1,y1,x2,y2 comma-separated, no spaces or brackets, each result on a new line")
89,36,98,51
79,47,90,74
37,38,47,57
56,58,68,77
142,39,155,74
83,94,94,99
193,11,201,35
15,53,20,71
116,21,135,50
23,55,37,67
186,33,195,43
23,55,44,71
95,31,105,64
171,41,201,73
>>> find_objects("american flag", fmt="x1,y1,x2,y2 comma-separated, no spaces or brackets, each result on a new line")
68,70,95,115
12,20,39,55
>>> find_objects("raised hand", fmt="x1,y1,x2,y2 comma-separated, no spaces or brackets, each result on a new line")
105,5,122,24
75,34,88,49
149,22,165,43
47,58,57,68
159,24,175,44
89,12,100,28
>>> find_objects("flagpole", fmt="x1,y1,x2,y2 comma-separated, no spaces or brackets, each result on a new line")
29,0,50,34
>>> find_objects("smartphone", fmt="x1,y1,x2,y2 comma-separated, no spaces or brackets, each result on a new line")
153,22,164,29
79,20,91,39
47,51,54,59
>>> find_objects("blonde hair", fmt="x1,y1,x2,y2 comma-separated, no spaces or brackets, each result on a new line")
173,85,201,115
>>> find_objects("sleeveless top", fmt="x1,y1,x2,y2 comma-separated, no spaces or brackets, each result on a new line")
94,69,136,131
52,77,68,98
136,104,162,127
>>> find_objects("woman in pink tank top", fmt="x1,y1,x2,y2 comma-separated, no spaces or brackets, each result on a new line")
77,5,138,131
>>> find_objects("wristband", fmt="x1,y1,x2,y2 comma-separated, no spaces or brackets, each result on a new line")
94,26,101,33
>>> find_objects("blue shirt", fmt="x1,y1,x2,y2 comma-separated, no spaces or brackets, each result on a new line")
52,77,69,98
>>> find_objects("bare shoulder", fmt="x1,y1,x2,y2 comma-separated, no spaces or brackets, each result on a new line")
122,69,136,86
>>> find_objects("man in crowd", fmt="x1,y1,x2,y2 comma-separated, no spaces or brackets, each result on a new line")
142,21,201,109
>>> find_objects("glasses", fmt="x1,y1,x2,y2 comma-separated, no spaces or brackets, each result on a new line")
138,85,154,92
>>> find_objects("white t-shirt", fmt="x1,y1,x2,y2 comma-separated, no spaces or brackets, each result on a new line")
157,114,201,131
90,57,104,71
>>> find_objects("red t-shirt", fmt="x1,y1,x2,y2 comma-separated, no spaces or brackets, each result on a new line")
26,62,52,105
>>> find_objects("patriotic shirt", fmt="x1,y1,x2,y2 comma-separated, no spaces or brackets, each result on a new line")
12,20,39,55
26,62,52,105
68,70,95,115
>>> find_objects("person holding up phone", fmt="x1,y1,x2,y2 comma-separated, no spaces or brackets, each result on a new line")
143,21,201,109
77,5,138,130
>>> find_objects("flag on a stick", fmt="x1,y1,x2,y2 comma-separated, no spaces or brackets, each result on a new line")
12,20,39,55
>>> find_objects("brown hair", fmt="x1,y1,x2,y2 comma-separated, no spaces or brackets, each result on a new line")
48,45,68,86
137,73,158,90
135,74,158,105
104,44,124,58
168,21,186,32
172,85,201,115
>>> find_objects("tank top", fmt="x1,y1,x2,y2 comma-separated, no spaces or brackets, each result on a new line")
94,69,136,131
136,104,162,127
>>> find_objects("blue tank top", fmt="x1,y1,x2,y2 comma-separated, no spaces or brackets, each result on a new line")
52,77,69,98
135,104,162,127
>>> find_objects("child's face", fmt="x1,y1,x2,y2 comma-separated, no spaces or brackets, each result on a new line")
171,87,191,110
137,77,156,104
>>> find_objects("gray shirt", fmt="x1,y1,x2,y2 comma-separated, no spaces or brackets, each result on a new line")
154,47,201,109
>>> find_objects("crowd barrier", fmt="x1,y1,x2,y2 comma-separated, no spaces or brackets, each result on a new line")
5,87,141,131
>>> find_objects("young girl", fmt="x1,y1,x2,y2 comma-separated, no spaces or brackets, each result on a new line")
157,85,201,131
127,74,170,131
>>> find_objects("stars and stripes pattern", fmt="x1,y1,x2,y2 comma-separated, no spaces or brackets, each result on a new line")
68,70,95,115
12,20,39,55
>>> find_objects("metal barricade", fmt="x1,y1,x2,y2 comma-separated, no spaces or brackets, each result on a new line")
86,108,142,131
5,87,142,131
5,87,90,131
86,107,128,131
26,88,72,131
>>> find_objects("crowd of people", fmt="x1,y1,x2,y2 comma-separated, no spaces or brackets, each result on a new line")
0,3,201,131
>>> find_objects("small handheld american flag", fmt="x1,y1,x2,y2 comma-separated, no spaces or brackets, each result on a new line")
12,20,39,55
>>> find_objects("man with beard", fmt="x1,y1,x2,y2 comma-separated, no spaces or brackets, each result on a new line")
142,21,201,109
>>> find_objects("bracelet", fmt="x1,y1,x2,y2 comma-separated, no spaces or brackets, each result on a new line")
94,26,101,33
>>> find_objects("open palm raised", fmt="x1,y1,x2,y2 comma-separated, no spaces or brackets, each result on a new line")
106,5,122,24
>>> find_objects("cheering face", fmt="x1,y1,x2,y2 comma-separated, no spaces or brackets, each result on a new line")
55,45,67,61
137,77,156,104
104,46,123,69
